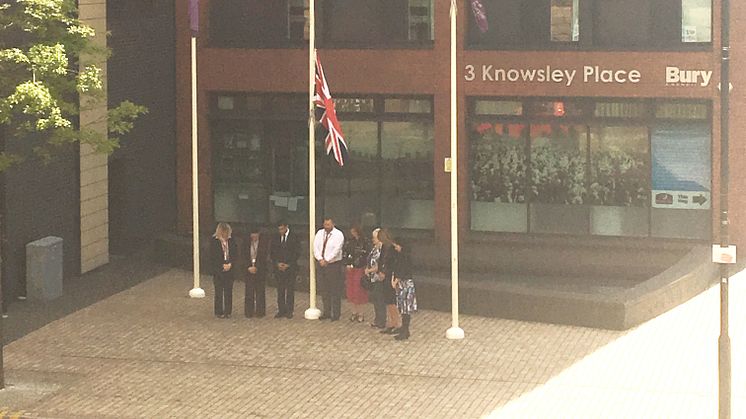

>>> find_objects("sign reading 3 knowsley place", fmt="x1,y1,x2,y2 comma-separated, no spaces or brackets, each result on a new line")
464,64,713,88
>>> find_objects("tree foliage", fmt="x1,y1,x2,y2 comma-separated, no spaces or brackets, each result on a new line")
0,0,147,171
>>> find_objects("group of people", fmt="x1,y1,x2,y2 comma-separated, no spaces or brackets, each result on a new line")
209,217,417,341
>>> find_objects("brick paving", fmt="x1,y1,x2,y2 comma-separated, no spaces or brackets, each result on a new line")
1,268,745,418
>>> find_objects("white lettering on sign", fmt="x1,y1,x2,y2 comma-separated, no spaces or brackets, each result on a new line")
665,66,712,87
465,65,639,87
583,66,641,84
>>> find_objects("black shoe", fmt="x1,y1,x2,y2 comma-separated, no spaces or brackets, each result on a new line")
274,313,284,318
370,323,385,329
245,313,254,318
285,313,293,319
319,315,330,320
394,332,410,341
330,317,339,322
256,313,266,318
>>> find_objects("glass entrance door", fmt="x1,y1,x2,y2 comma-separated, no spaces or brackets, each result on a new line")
212,120,270,224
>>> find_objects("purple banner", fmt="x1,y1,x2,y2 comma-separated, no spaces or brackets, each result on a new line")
189,0,199,36
471,0,488,33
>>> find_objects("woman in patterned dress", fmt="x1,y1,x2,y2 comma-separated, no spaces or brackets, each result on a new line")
392,240,416,340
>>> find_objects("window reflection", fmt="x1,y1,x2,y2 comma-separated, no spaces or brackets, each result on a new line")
589,126,649,207
529,124,587,205
470,122,527,203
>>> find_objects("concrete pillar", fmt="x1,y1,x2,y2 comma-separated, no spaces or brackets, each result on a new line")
78,0,109,273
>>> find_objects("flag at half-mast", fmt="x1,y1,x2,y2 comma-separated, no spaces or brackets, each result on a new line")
314,52,348,167
470,0,488,33
189,0,199,36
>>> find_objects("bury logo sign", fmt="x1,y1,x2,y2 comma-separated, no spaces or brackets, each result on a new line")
665,66,713,87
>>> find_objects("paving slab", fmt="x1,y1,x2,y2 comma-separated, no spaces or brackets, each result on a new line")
0,268,743,418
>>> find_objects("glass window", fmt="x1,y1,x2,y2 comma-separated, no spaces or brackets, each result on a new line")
471,122,527,204
212,122,269,224
551,0,579,42
324,121,379,227
682,0,711,42
655,102,708,119
470,122,528,233
409,0,434,41
468,97,711,238
527,100,587,118
589,126,649,207
384,98,432,114
210,1,307,48
323,0,433,47
380,122,434,229
474,100,523,116
650,122,711,239
529,124,587,205
593,0,652,47
335,98,375,113
594,102,647,118
217,96,235,111
288,0,309,41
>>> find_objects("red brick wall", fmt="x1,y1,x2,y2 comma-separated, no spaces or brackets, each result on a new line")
175,0,745,247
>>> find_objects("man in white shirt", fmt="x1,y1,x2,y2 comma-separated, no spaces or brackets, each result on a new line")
314,217,345,321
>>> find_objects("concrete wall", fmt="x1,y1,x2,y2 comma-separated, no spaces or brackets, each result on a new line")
79,0,110,273
107,0,177,253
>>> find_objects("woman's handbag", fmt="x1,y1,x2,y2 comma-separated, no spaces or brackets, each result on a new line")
360,274,374,291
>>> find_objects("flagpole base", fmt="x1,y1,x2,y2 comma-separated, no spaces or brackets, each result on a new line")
304,307,321,320
446,326,465,340
189,288,205,299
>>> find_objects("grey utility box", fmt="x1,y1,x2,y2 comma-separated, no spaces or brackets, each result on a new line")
26,236,63,301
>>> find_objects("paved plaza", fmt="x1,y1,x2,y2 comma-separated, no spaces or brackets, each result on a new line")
0,267,745,418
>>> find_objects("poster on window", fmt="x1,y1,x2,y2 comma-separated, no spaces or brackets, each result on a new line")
651,123,711,209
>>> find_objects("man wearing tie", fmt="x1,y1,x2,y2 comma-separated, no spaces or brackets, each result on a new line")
270,220,300,318
314,217,345,321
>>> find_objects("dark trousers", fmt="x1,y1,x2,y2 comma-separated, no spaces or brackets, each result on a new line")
319,262,344,320
213,272,234,316
275,269,295,315
399,314,411,337
244,273,266,316
370,282,386,327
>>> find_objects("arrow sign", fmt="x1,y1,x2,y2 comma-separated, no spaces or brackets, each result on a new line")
693,194,708,205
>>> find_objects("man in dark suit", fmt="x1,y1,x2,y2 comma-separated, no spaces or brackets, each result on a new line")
244,226,270,318
269,220,300,318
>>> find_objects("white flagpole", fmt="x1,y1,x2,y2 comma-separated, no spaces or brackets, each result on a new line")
189,34,205,299
305,0,321,320
446,0,464,340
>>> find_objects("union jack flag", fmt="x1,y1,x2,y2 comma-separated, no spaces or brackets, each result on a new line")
314,52,348,167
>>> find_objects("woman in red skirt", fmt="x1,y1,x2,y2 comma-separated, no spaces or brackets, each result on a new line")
343,225,369,322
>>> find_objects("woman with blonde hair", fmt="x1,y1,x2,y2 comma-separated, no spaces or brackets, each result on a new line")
211,222,237,318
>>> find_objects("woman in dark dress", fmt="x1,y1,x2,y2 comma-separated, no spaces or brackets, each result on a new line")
343,225,369,322
211,222,238,318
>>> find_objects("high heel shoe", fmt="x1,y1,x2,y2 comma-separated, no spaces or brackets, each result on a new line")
356,314,365,323
349,314,357,322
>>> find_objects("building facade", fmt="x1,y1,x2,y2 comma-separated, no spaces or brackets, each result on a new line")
176,1,746,251
0,0,177,303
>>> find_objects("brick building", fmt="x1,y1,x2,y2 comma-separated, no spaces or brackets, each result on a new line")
175,1,744,256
